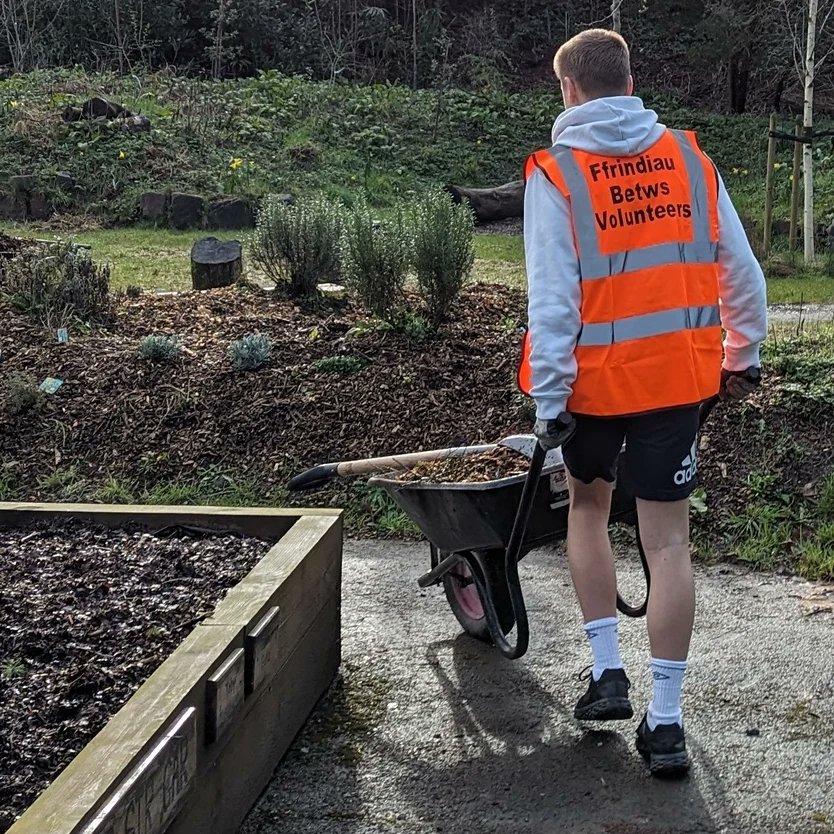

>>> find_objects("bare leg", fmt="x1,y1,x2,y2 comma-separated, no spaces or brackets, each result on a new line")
566,475,617,622
636,498,695,661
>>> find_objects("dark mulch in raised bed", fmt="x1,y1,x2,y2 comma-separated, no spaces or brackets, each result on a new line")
0,519,271,832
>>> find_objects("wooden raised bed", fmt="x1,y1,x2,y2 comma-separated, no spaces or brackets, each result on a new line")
0,502,342,834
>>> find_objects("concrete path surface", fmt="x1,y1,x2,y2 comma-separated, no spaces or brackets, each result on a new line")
240,541,834,834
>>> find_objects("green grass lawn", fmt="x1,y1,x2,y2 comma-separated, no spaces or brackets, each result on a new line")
4,221,834,303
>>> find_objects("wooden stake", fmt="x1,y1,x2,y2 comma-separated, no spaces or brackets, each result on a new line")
763,113,778,257
790,118,803,250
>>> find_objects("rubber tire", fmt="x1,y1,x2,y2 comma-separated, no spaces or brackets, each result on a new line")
442,550,516,643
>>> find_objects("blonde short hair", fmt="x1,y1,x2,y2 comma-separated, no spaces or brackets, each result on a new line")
554,29,631,99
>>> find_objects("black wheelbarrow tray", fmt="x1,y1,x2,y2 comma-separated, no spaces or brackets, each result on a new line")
369,442,650,660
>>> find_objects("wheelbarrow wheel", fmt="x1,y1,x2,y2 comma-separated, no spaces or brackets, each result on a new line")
442,550,515,642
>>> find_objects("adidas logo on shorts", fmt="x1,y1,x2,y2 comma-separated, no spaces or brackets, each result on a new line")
673,440,698,486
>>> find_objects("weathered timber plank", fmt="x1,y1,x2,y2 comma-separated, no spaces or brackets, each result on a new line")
166,601,341,834
0,502,339,540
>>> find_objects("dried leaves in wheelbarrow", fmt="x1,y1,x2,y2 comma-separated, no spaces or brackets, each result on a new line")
396,445,529,484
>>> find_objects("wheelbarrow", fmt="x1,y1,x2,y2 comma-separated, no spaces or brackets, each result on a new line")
290,398,722,661
368,397,722,660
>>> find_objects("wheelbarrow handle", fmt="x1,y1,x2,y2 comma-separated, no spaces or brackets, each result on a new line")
287,443,496,490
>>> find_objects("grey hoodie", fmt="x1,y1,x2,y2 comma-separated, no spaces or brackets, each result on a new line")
524,96,768,419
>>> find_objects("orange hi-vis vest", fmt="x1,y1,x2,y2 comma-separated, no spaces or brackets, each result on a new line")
518,128,722,417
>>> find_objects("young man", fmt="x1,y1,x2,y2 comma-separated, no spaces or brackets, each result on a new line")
521,29,767,776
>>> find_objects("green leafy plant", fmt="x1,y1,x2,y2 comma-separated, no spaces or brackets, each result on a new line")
228,333,272,371
250,194,342,298
1,373,44,416
0,466,17,501
819,472,834,518
0,658,26,681
140,334,182,363
314,355,367,374
38,466,89,500
411,189,474,327
798,540,834,581
94,476,136,504
341,200,411,321
0,242,111,328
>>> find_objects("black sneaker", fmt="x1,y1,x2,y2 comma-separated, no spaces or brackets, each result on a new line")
574,667,633,721
635,714,690,777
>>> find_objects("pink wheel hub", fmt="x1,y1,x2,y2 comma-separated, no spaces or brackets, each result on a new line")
450,559,484,620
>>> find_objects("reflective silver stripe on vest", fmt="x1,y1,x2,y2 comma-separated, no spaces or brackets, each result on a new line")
578,304,721,347
669,129,712,246
547,132,717,281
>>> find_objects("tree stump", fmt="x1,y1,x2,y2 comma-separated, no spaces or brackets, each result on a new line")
191,238,242,290
444,179,525,223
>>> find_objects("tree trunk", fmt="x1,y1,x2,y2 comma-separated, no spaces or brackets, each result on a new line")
445,180,525,223
804,0,818,263
728,51,750,114
611,0,621,32
191,238,242,290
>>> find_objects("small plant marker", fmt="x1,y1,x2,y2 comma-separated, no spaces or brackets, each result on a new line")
57,328,69,343
39,377,63,394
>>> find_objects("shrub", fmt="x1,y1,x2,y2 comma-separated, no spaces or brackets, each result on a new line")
341,200,411,321
0,242,111,328
314,355,366,374
1,373,44,416
411,190,474,327
140,334,182,363
249,195,342,298
229,334,272,371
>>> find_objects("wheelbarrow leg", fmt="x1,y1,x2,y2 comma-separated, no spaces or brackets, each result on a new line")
616,518,651,618
469,441,548,660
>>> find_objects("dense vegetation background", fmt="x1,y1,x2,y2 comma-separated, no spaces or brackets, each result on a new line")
2,0,834,116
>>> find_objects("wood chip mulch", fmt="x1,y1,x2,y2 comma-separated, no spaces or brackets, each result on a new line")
0,520,271,832
396,445,530,483
0,283,530,507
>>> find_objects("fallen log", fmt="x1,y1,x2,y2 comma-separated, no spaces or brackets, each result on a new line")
444,179,525,223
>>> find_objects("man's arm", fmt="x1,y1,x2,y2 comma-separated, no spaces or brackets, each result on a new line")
715,172,768,370
523,168,582,419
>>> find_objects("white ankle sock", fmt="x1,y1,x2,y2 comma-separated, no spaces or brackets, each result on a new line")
647,658,688,729
583,617,623,681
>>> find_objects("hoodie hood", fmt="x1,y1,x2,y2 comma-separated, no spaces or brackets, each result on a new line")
551,96,666,157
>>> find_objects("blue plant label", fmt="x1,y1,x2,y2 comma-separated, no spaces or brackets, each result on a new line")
39,377,63,394
57,328,69,343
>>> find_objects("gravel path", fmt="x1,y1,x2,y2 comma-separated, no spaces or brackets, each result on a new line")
241,540,834,834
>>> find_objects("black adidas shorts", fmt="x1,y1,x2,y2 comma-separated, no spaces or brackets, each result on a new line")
562,405,701,502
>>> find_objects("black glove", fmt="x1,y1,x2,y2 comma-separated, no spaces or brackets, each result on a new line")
533,412,576,451
720,366,761,401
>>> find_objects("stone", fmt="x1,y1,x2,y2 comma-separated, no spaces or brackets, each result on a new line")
9,174,36,194
27,191,53,220
82,96,131,120
274,193,296,206
207,196,254,230
121,115,152,134
62,105,83,123
244,605,281,694
80,707,197,834
191,238,243,290
0,191,26,220
205,648,245,744
169,193,205,230
141,192,169,222
55,171,76,191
